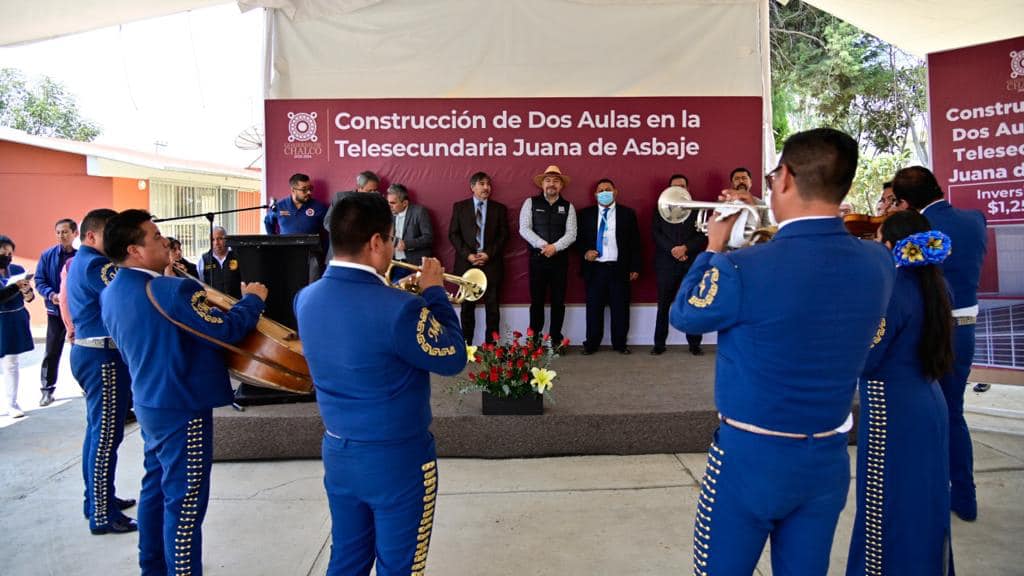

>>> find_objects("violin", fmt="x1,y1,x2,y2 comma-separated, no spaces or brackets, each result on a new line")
843,213,888,240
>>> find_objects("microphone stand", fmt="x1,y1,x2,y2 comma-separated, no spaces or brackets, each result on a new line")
153,204,268,257
154,205,268,412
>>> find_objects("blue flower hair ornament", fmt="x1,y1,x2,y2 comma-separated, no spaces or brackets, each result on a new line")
892,230,951,267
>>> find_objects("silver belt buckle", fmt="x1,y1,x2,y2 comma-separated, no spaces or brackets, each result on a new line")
77,337,116,350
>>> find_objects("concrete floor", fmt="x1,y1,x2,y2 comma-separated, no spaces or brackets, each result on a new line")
2,345,1023,575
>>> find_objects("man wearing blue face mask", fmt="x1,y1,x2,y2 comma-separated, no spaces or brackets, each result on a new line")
578,178,641,354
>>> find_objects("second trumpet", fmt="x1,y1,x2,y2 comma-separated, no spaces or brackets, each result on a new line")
387,260,487,304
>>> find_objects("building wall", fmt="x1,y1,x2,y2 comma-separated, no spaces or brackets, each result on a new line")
237,189,261,234
0,141,115,328
0,141,113,260
112,177,149,211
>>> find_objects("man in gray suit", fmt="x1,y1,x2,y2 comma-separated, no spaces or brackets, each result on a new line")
387,184,434,282
325,171,382,260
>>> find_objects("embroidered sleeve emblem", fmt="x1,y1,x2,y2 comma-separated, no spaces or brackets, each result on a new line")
416,307,455,357
100,262,118,286
870,317,886,348
228,259,239,271
688,267,720,309
191,291,224,324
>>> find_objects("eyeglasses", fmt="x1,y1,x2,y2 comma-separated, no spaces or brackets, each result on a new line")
765,164,796,188
292,186,313,193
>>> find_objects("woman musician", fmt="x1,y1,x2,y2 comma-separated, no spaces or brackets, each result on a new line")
847,210,955,575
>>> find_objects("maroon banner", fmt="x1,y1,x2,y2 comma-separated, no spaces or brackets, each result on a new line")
265,97,762,304
930,37,1024,225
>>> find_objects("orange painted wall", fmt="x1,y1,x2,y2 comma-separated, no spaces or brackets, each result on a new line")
0,141,113,260
237,189,261,234
0,141,114,327
112,177,149,211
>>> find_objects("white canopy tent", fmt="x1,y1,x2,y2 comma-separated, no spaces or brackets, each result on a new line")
2,0,1020,174
2,0,1020,59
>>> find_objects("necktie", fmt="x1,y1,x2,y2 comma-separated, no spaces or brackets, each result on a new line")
475,202,484,251
597,207,609,258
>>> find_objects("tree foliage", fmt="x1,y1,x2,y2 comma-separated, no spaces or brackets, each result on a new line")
770,1,927,211
0,68,101,141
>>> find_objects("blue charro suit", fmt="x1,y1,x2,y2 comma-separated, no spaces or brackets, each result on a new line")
671,217,895,575
921,199,987,514
295,263,466,576
846,269,954,575
102,268,264,576
66,245,133,531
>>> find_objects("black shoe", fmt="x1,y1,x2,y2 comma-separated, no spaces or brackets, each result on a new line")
580,348,596,356
973,382,991,393
650,347,666,356
85,497,138,519
39,390,54,407
952,500,978,522
616,347,632,355
689,346,704,356
125,410,137,424
91,516,138,535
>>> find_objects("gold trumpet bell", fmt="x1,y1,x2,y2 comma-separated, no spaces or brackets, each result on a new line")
456,268,488,303
387,260,488,304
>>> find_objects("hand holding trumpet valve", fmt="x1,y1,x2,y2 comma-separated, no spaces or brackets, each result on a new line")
707,210,741,253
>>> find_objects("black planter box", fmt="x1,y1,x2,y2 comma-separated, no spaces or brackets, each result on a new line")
481,392,544,415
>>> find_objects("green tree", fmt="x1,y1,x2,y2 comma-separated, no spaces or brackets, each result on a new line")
0,68,101,141
769,1,928,212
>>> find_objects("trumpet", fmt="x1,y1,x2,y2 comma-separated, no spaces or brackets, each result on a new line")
657,186,767,246
386,260,487,304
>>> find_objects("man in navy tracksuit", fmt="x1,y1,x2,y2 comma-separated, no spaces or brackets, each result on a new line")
102,210,266,575
34,217,78,406
296,194,466,576
672,128,894,575
893,165,987,521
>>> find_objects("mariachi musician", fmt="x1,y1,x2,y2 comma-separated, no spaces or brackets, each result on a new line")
296,194,467,575
101,209,267,576
670,128,894,574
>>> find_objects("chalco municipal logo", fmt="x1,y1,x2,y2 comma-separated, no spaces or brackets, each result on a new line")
1009,50,1024,92
284,111,323,159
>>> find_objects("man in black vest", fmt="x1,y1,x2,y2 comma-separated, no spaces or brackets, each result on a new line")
518,165,577,347
198,226,242,298
652,174,708,355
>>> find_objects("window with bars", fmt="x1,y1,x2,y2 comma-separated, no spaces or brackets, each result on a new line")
149,180,240,262
975,302,1024,369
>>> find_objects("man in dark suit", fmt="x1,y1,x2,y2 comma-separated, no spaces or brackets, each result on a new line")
894,165,987,521
386,183,434,282
449,172,509,344
578,178,641,355
652,174,708,355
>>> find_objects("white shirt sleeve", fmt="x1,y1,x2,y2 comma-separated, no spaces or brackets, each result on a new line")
552,204,578,253
519,197,546,249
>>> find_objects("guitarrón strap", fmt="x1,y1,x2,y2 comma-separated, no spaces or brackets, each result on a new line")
144,280,310,385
